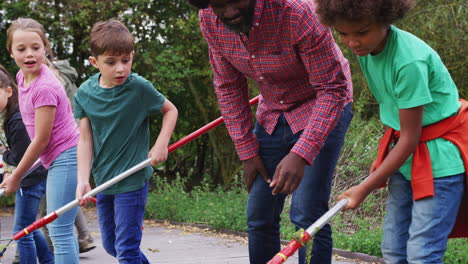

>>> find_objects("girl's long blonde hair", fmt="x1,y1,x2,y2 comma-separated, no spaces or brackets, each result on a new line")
6,18,63,83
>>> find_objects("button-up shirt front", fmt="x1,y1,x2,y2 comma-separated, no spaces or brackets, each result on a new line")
199,0,352,164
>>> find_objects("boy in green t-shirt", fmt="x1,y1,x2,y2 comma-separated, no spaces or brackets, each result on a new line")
74,19,178,263
315,0,465,263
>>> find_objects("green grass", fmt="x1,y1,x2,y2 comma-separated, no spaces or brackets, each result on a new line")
146,176,247,231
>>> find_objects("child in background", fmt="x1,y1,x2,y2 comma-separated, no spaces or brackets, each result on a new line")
74,19,178,263
0,18,80,263
315,0,466,263
0,65,54,263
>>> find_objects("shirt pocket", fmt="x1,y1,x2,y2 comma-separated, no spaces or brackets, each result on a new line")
258,51,306,82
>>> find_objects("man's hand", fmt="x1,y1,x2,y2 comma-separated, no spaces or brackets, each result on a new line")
243,156,270,193
270,152,307,195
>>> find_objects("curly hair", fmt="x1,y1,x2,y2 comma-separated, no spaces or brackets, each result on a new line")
188,0,209,9
315,0,415,27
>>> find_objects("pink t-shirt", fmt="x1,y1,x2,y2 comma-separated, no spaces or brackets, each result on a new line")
17,64,79,168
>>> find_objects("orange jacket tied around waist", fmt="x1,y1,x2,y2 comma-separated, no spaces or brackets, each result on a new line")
375,99,468,238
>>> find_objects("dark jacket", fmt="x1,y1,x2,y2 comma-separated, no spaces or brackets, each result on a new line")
3,109,47,187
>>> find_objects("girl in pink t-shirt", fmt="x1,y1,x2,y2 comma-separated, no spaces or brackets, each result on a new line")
0,18,80,263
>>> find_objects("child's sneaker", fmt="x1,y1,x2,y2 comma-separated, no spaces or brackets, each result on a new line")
78,235,96,253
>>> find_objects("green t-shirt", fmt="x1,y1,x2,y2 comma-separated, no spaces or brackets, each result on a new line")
358,25,464,180
74,73,166,194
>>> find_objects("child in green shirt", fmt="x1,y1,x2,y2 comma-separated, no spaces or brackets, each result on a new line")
74,19,178,263
315,0,465,263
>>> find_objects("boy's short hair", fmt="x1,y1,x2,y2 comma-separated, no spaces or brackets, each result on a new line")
89,19,134,57
315,0,415,27
187,0,209,9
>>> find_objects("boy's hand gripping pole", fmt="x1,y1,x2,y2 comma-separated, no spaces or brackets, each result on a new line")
13,96,260,240
267,199,348,264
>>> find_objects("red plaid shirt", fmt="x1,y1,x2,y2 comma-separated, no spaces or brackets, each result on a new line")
199,0,353,164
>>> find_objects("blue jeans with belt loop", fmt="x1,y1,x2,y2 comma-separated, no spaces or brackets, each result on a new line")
247,103,352,264
13,179,54,264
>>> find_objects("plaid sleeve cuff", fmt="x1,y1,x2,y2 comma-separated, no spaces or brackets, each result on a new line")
291,137,321,166
235,137,259,161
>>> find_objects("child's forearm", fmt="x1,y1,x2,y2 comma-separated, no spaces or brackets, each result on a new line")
155,101,178,148
77,118,94,184
77,138,93,184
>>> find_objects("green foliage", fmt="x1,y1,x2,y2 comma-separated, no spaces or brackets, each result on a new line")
0,195,15,207
146,175,247,231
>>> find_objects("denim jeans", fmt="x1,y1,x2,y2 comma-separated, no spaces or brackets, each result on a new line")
381,172,465,264
97,181,149,264
247,104,352,264
46,146,79,264
13,179,54,264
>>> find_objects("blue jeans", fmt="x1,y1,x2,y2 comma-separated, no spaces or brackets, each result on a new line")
382,172,465,264
13,179,54,264
247,104,352,264
97,181,150,264
46,146,79,264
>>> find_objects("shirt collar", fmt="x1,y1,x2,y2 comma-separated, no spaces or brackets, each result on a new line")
251,0,265,28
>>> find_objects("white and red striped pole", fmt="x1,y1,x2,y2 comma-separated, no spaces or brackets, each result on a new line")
267,199,348,264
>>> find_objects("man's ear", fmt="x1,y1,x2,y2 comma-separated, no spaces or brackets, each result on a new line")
89,56,99,69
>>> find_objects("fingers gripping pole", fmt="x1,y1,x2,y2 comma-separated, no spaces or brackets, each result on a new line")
13,96,260,241
267,199,348,264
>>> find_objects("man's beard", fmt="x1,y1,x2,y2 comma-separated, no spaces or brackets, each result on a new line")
220,0,256,34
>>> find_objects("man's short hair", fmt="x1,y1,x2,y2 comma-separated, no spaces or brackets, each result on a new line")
188,0,209,9
89,19,134,57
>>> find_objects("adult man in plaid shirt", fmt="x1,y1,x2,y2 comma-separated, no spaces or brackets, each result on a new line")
188,0,353,263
